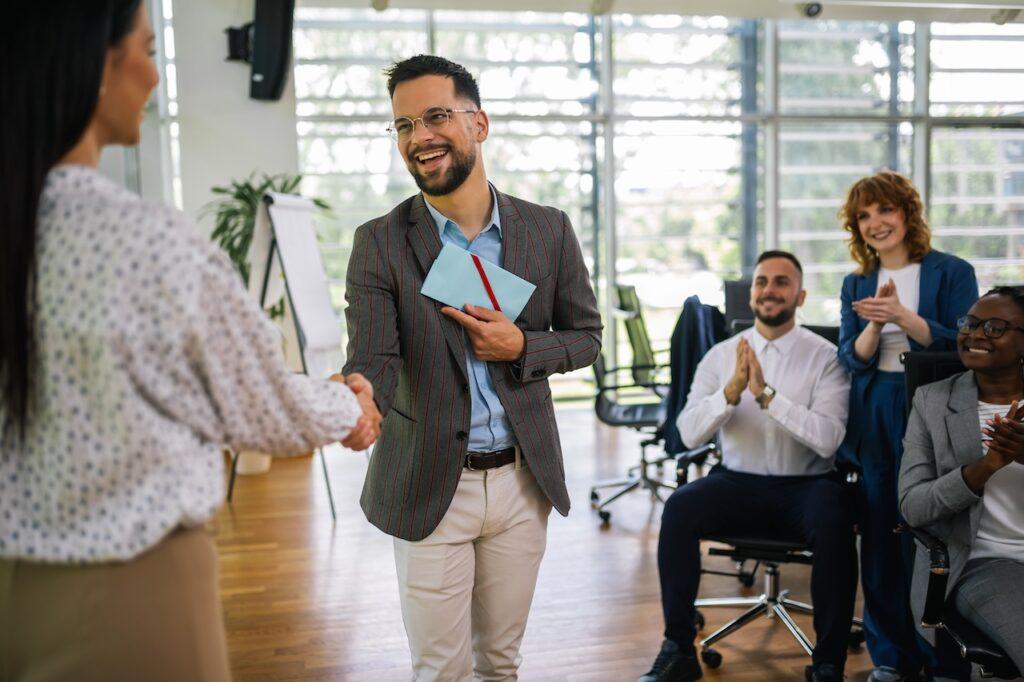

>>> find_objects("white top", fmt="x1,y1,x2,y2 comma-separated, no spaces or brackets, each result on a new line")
970,401,1024,562
876,263,921,372
677,326,851,477
0,165,362,563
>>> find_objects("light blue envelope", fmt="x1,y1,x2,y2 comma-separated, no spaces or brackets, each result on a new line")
420,243,537,321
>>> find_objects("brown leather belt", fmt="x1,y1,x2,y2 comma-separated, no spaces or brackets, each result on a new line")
464,447,516,470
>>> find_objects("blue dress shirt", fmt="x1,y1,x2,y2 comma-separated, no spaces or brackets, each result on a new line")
424,189,517,453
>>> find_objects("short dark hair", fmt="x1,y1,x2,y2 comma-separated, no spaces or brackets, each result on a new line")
384,55,481,108
981,286,1024,316
755,250,803,275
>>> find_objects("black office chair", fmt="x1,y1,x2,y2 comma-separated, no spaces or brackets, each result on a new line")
900,351,1020,680
723,278,753,330
729,318,840,346
676,323,866,669
589,354,714,523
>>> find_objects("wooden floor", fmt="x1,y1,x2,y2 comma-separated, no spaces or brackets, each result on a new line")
214,408,875,681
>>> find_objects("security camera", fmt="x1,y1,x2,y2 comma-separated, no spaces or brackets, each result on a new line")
798,2,823,18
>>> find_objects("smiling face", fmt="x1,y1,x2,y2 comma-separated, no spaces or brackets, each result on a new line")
958,294,1024,375
749,257,806,327
391,74,486,197
856,202,908,259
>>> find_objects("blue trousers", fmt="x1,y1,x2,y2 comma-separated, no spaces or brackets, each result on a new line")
856,372,968,678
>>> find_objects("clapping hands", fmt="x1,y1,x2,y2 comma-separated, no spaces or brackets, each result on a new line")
852,278,905,327
983,400,1024,468
331,372,382,451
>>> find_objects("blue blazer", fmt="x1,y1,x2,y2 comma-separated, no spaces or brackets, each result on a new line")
838,249,978,458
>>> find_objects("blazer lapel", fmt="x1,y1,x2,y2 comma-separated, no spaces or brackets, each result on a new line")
405,194,469,381
918,251,941,326
497,190,530,283
945,371,982,468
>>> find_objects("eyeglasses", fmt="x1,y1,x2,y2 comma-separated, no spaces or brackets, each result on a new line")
386,106,478,140
956,314,1024,339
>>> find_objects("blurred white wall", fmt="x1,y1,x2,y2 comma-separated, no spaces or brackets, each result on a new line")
173,0,300,229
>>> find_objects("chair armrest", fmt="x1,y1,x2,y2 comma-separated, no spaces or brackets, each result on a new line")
674,443,717,484
898,524,949,627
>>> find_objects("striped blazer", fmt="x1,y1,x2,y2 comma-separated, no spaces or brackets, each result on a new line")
342,190,603,541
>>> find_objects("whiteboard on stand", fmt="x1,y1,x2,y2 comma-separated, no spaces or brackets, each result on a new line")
247,192,343,378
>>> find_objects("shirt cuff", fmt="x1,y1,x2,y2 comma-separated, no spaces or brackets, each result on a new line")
713,385,738,417
766,391,794,423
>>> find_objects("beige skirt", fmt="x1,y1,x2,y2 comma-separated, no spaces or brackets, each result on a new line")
0,526,230,682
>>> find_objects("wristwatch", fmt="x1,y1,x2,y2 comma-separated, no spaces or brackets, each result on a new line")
756,384,776,409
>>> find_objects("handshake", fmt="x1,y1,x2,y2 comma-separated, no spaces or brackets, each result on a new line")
330,372,383,451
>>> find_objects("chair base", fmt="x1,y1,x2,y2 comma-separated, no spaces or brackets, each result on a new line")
589,437,675,521
695,562,864,660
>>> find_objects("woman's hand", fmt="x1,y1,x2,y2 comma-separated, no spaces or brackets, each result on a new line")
852,278,905,326
983,401,1024,467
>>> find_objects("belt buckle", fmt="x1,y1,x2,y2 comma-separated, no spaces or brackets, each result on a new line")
465,453,478,471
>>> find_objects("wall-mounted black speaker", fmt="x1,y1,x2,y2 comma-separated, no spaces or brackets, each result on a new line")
225,0,295,101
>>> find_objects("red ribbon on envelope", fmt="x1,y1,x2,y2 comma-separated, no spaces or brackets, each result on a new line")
471,253,501,312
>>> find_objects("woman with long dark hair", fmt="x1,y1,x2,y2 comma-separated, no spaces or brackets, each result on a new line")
0,4,379,679
837,171,977,681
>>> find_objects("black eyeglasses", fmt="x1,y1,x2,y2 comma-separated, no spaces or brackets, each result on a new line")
386,106,478,140
956,314,1024,339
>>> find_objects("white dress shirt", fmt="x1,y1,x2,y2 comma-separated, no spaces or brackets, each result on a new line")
0,165,362,563
677,325,851,477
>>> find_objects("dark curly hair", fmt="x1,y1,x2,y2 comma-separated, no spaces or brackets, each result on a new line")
840,170,932,275
981,286,1024,316
384,55,481,108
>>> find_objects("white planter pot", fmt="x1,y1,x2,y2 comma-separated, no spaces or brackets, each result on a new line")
235,450,272,475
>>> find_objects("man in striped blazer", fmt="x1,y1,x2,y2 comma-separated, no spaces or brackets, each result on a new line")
342,55,602,680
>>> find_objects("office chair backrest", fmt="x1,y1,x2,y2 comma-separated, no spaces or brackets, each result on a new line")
615,284,659,386
724,278,752,328
729,319,840,346
902,351,966,416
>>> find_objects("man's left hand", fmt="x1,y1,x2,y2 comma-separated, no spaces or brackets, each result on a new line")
746,345,766,398
441,304,525,362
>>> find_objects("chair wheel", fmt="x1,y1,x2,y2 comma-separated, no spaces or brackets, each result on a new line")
694,610,705,630
739,573,755,588
700,648,723,669
598,510,611,524
848,627,865,649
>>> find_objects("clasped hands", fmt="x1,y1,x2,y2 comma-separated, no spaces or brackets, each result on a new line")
441,304,525,362
983,401,1024,469
329,372,382,451
852,278,907,328
723,337,768,406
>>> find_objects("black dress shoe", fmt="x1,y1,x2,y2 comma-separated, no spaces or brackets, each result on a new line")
805,663,843,681
637,640,703,682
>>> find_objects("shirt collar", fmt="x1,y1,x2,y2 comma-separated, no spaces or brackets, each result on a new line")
749,324,800,357
424,184,502,240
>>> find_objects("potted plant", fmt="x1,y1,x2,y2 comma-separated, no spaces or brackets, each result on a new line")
205,172,331,474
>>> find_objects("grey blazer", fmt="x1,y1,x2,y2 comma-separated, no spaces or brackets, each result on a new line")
342,190,603,541
899,370,984,642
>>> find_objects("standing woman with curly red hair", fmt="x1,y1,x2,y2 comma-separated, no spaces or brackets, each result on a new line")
837,171,978,682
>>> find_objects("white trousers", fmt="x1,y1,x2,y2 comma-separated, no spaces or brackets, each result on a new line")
393,459,552,682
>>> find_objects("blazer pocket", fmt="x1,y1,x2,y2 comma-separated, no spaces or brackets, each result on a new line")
388,405,418,424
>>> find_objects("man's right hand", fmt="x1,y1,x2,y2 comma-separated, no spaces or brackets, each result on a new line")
723,337,749,405
332,373,383,451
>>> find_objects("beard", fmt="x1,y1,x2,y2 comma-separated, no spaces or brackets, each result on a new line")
753,297,797,327
408,144,477,197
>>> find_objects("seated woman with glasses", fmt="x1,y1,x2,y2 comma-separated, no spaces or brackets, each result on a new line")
899,287,1024,675
836,171,977,682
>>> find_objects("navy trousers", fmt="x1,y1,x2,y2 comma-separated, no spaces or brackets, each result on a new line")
657,466,858,669
856,371,968,678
